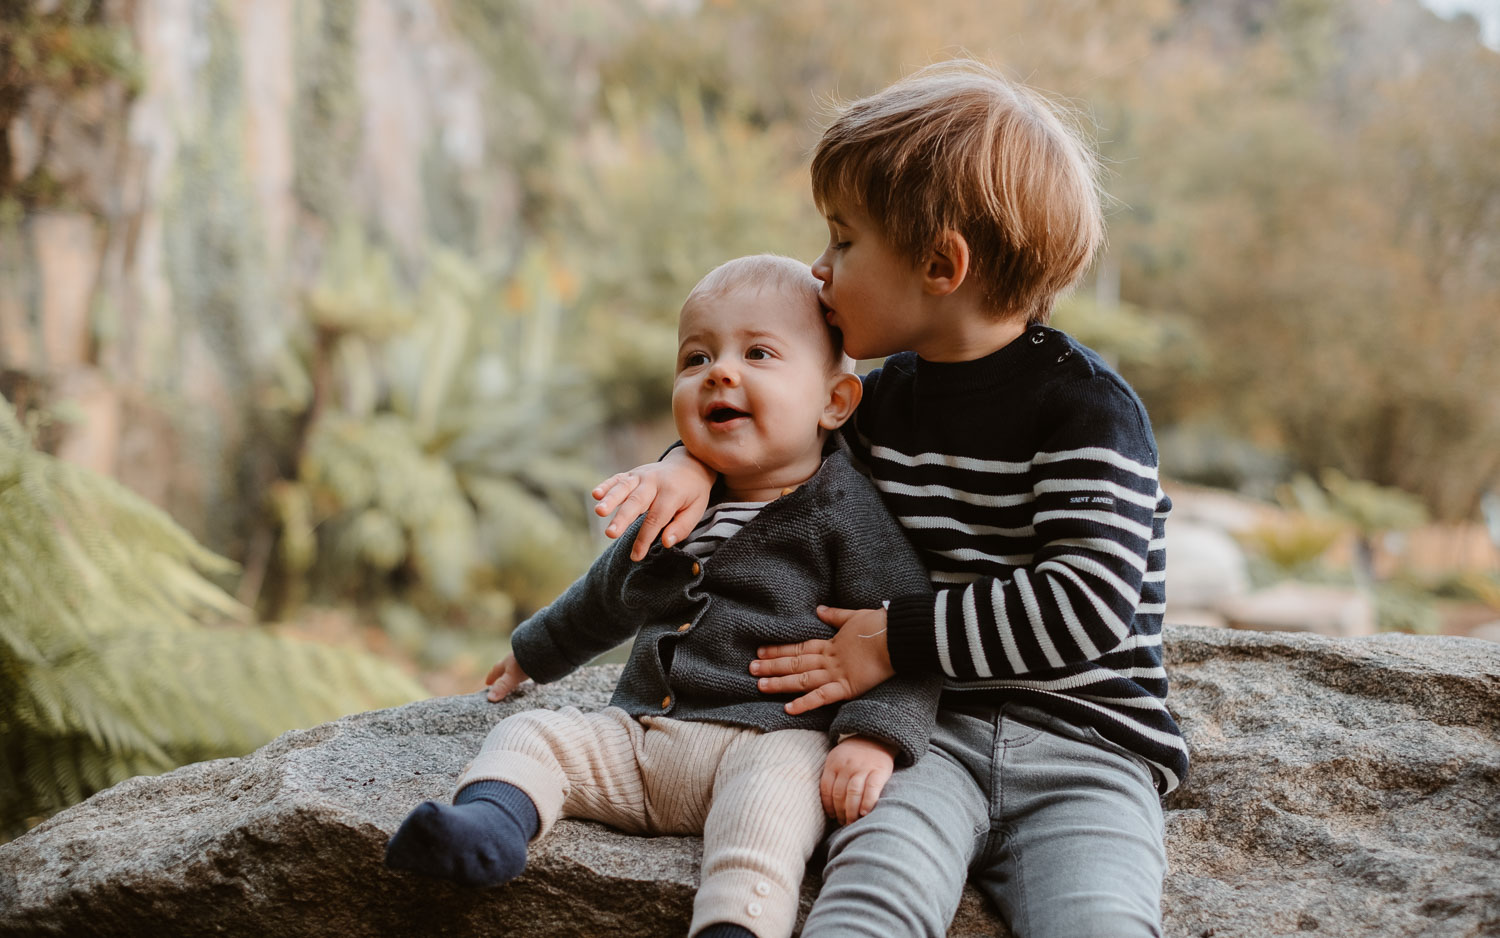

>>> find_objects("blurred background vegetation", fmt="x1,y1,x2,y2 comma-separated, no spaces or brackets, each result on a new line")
2,0,1497,835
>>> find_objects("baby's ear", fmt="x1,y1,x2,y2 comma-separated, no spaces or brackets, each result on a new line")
819,371,863,430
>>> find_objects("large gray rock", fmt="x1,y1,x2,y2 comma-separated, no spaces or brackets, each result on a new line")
2,627,1497,938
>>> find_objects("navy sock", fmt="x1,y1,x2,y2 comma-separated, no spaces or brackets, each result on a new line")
696,925,756,938
384,780,540,887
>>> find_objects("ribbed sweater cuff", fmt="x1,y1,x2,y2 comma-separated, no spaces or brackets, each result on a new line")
509,620,573,684
886,594,941,676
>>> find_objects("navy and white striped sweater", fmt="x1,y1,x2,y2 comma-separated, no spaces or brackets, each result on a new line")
846,324,1188,792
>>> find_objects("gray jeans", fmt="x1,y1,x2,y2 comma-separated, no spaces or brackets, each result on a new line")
803,702,1166,938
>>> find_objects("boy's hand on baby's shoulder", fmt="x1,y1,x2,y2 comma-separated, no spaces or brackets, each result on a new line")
592,449,716,562
821,736,897,825
485,654,530,702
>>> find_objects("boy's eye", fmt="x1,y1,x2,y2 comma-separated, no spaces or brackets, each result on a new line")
683,352,710,367
746,347,771,361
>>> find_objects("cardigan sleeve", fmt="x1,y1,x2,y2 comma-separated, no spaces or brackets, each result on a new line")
884,374,1164,682
510,517,655,683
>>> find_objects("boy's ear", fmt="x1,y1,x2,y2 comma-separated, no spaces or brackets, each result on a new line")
923,229,971,297
819,371,864,431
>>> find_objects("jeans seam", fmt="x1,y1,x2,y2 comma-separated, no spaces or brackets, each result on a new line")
1001,825,1027,935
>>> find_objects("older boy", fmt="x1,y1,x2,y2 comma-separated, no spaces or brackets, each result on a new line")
386,255,939,938
595,63,1185,937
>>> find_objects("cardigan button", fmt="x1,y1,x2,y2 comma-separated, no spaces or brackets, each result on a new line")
690,561,701,576
1030,331,1046,345
661,696,672,709
677,622,692,632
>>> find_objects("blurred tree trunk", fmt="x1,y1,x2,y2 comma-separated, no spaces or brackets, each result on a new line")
0,0,528,555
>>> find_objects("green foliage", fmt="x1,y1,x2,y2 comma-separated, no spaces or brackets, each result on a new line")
1373,584,1441,635
0,2,141,209
1050,294,1205,377
1278,469,1429,537
0,396,425,838
266,228,602,631
1237,515,1345,575
1426,571,1500,612
557,90,824,421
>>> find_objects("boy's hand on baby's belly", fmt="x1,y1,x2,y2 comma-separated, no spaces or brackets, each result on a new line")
751,606,895,713
821,736,897,824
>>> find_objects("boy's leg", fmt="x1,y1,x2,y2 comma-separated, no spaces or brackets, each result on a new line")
800,711,992,938
971,705,1166,938
689,727,830,938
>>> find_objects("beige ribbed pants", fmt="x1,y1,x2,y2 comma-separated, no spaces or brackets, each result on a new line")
456,706,829,938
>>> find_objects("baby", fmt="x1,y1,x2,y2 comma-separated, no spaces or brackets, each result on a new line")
385,254,939,938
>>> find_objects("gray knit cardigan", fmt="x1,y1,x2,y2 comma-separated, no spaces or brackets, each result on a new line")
510,450,941,766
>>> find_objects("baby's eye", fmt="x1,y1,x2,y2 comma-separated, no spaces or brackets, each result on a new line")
683,351,710,368
745,347,772,361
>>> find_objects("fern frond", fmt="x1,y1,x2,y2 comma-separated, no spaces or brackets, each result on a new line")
0,393,427,835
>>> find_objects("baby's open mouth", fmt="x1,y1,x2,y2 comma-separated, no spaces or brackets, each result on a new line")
707,406,748,424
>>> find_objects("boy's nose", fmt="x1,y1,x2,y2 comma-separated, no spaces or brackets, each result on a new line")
811,253,831,284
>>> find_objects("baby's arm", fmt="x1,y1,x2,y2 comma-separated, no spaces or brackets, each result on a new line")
488,516,661,696
592,446,717,561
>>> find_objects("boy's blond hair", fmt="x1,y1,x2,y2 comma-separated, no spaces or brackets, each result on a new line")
684,254,846,369
811,60,1104,324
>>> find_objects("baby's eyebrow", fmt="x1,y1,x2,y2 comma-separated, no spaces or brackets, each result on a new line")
737,329,786,344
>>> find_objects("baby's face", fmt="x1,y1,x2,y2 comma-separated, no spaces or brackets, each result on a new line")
672,285,841,500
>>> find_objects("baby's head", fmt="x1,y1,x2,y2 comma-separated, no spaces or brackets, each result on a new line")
672,255,861,501
811,59,1103,324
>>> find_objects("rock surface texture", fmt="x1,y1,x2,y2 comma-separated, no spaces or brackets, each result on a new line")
2,626,1497,938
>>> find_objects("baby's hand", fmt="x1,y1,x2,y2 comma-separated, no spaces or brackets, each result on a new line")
592,448,716,562
821,736,896,825
485,654,530,702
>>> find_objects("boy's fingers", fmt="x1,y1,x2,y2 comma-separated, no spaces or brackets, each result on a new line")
659,507,701,552
751,650,830,676
591,472,638,508
755,639,830,662
820,767,836,818
606,486,656,542
816,605,858,627
783,683,845,715
756,669,834,694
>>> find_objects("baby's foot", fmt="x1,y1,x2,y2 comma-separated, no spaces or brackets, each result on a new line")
384,782,538,887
